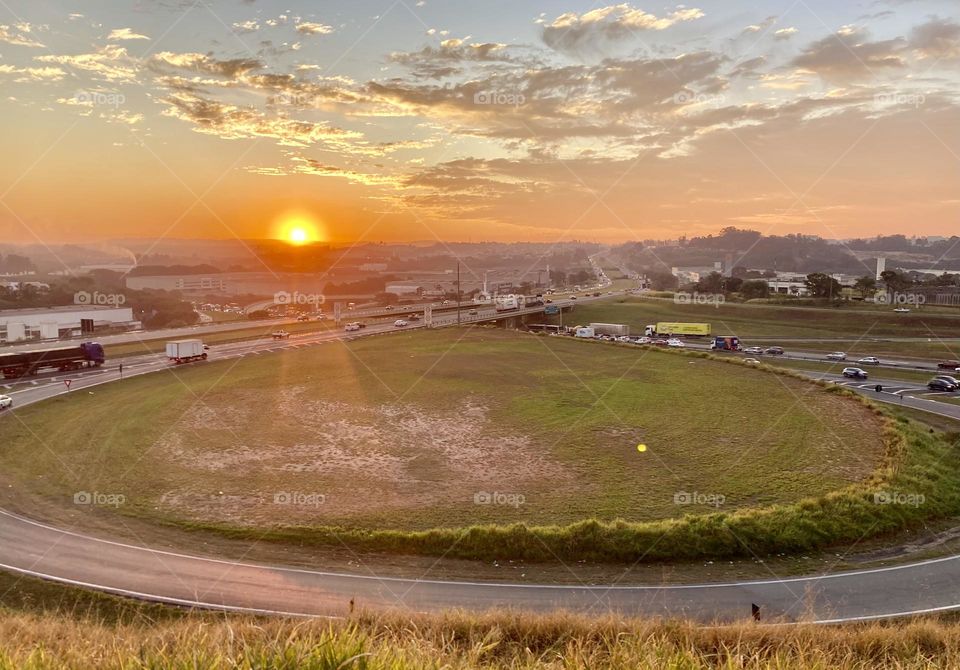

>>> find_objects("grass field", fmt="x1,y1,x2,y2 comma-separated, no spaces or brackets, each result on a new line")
556,297,960,359
6,591,960,668
0,329,883,535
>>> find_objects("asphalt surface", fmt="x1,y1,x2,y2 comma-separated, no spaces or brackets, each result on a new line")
2,295,960,623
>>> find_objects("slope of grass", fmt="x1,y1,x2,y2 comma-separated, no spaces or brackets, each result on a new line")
4,604,960,668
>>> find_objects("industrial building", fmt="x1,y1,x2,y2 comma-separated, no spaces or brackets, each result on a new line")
0,306,138,343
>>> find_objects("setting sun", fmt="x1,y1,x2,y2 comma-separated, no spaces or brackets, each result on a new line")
273,211,324,245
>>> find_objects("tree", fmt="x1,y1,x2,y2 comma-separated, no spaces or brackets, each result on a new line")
853,275,877,298
740,280,769,299
695,272,724,293
375,291,400,306
647,271,678,291
880,270,912,293
804,273,841,299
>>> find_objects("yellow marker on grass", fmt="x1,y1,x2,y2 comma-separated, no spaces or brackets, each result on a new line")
637,443,647,453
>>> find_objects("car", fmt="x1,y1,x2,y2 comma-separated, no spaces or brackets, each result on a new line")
857,357,881,365
296,315,310,322
764,346,784,355
344,322,361,332
651,338,669,346
928,378,958,392
743,346,764,355
893,307,911,313
0,394,11,410
935,375,960,387
468,309,478,315
441,300,451,305
636,336,652,344
271,330,290,339
393,319,408,327
937,360,960,371
826,352,847,361
384,305,394,311
842,367,869,379
408,314,421,321
667,338,685,348
743,358,761,365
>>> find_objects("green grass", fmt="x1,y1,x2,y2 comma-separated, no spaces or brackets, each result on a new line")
0,329,882,535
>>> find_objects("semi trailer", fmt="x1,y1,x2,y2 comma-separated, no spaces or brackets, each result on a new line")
0,342,105,379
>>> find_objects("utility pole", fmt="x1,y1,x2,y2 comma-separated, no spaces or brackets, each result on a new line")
456,261,461,326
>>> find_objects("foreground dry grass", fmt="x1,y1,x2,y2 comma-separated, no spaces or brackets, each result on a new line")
3,608,960,669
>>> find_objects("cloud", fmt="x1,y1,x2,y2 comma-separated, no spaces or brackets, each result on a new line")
108,28,150,41
36,45,138,82
909,17,960,60
389,39,522,78
159,91,361,148
151,52,264,78
791,26,907,81
542,4,704,54
232,20,260,33
0,23,44,48
774,27,798,40
0,64,65,82
296,22,334,36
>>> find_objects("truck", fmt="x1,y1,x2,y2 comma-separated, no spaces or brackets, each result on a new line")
522,294,545,308
711,336,741,351
494,294,521,312
644,322,711,337
165,339,207,364
574,326,595,338
0,342,105,379
590,323,629,337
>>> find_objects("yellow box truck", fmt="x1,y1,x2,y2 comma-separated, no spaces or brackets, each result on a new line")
644,322,711,337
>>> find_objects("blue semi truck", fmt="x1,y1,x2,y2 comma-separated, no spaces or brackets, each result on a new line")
0,342,105,379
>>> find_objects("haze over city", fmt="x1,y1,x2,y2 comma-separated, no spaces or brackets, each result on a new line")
1,0,958,245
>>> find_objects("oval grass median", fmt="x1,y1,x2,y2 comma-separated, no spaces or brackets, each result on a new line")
1,329,952,564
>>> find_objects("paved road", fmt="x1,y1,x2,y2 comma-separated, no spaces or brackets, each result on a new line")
3,306,960,623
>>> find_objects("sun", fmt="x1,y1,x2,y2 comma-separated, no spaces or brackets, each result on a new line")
288,226,309,245
273,211,324,246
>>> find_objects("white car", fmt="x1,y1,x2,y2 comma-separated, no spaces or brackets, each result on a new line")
857,356,881,365
0,395,12,410
394,319,409,328
344,322,361,332
667,338,685,348
743,358,761,365
826,352,847,361
893,307,910,313
636,336,652,344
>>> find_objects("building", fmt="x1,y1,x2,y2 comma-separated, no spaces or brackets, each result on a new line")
671,262,723,284
876,257,886,281
0,306,139,343
359,263,388,272
385,283,424,296
910,286,960,307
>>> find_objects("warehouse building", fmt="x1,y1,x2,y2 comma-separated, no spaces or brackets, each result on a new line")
0,306,138,343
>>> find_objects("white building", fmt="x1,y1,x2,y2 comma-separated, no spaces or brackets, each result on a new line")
0,306,138,343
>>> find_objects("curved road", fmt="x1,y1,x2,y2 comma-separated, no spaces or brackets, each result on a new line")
2,308,960,623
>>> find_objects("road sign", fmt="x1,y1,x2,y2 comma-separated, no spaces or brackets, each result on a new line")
334,302,343,324
63,380,72,390
424,305,432,327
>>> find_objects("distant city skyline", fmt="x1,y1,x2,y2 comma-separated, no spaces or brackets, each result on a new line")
1,0,958,244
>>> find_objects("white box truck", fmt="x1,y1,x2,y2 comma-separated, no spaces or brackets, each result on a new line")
590,323,629,336
166,339,207,364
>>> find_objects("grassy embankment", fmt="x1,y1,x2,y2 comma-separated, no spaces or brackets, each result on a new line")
3,581,960,669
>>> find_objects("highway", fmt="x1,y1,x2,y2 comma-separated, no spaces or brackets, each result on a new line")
2,297,960,623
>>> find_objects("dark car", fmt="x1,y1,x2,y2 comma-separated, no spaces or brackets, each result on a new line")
928,378,958,392
934,375,960,388
938,360,960,371
842,367,869,379
764,346,784,355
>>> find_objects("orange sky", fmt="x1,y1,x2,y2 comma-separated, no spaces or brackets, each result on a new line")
1,1,958,244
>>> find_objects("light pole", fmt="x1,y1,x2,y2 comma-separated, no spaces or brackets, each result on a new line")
456,262,461,326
